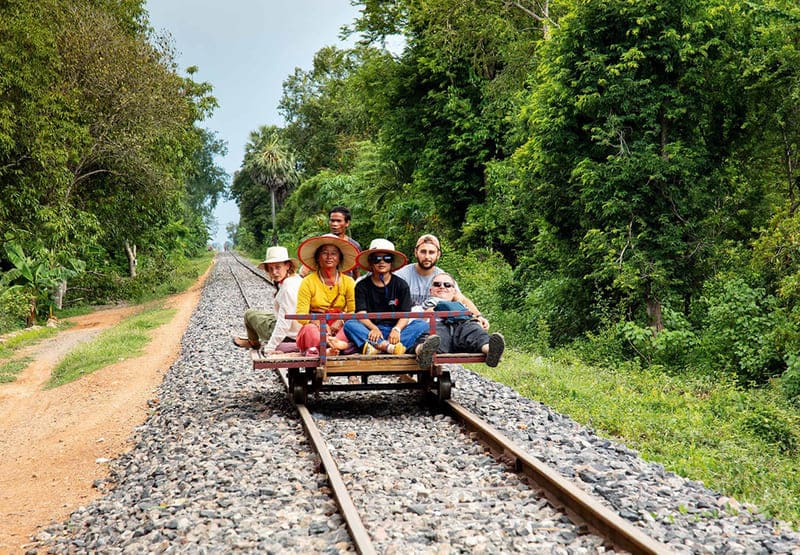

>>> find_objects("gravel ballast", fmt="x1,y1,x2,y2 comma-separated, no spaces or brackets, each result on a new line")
37,253,800,554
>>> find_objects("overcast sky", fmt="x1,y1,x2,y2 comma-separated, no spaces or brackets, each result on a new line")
145,1,361,247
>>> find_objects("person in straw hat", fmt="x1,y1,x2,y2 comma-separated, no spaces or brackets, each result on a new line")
343,238,436,357
294,234,359,355
233,246,302,352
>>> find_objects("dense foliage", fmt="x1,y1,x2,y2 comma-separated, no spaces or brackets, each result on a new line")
0,0,226,328
229,0,800,402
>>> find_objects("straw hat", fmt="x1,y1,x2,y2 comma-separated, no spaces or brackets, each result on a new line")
356,238,407,271
297,234,359,273
257,246,299,272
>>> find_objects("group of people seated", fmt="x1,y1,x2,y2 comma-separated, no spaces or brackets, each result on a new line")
233,207,504,368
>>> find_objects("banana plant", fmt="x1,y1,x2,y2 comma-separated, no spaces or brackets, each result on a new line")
1,242,85,326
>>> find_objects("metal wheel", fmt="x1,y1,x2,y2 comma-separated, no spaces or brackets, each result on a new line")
437,372,452,401
292,382,308,405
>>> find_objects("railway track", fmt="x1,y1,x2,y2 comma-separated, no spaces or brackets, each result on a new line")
229,252,672,554
38,252,799,553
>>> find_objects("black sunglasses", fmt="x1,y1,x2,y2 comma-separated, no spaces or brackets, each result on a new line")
432,281,454,288
369,253,394,264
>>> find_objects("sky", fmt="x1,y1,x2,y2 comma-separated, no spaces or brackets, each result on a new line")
145,1,362,247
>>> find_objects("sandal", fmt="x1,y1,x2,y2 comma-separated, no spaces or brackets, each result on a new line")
233,336,258,349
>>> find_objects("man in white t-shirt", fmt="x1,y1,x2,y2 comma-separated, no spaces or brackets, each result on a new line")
394,234,489,331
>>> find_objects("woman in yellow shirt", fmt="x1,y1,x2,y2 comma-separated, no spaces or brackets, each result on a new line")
295,234,358,355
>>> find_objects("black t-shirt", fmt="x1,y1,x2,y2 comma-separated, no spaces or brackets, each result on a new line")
354,274,412,326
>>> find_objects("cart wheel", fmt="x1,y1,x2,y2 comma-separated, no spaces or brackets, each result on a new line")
437,372,452,401
292,382,308,405
418,372,432,394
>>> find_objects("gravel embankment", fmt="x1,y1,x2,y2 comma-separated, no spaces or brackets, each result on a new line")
38,253,800,554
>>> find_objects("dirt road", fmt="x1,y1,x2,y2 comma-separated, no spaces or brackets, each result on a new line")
0,262,213,554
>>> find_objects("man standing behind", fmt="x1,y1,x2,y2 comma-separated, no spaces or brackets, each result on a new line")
300,206,362,278
394,234,490,330
233,246,302,352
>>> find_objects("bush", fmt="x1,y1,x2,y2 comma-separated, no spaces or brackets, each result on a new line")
780,355,800,404
0,286,29,333
739,404,798,455
443,249,549,351
690,276,786,384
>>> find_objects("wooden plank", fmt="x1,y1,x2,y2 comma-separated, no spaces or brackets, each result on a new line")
325,357,421,374
252,350,488,372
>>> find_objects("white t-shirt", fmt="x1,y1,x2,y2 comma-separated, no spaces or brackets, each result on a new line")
394,264,460,307
264,274,303,351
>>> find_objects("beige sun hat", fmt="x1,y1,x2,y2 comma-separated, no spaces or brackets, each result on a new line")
356,238,408,271
257,246,300,272
297,234,359,273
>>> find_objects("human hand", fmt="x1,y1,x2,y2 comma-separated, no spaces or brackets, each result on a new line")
367,328,383,343
388,327,400,344
476,316,489,330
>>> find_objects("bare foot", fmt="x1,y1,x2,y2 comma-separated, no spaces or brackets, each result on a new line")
328,338,349,350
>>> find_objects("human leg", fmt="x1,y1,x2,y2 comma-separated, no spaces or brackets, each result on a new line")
451,320,489,353
399,319,429,351
415,334,441,370
484,333,505,367
343,320,371,350
275,340,299,353
243,309,277,346
296,324,321,354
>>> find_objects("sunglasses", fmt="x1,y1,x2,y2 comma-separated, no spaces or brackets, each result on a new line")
432,281,454,288
369,253,394,264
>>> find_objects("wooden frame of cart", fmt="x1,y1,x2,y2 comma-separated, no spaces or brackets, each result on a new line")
251,310,486,404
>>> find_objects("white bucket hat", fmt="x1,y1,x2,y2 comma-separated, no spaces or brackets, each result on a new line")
257,246,300,273
356,238,407,271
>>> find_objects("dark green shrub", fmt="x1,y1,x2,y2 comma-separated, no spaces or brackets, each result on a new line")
690,276,786,384
740,405,798,455
781,355,800,404
0,287,29,333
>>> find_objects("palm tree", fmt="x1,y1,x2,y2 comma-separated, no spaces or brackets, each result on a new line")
242,128,300,246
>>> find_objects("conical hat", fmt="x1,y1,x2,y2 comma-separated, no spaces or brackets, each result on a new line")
297,234,359,273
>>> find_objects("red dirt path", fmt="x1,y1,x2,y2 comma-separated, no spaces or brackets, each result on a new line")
0,262,213,554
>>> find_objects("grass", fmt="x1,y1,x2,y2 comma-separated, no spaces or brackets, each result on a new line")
0,356,33,383
0,325,63,359
472,348,800,529
137,251,214,302
0,251,214,385
46,304,176,388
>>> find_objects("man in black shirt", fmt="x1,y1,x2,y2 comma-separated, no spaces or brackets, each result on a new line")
343,239,431,355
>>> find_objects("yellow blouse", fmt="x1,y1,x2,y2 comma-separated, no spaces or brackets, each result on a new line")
295,271,356,324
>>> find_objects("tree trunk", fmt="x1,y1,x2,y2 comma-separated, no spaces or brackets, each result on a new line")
270,188,278,246
124,241,137,278
646,296,664,335
26,297,36,327
52,280,67,310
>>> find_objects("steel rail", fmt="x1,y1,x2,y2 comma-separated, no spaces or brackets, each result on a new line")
444,399,674,555
228,262,255,310
233,252,375,552
276,369,377,555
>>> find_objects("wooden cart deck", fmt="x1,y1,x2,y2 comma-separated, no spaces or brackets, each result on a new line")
249,309,486,403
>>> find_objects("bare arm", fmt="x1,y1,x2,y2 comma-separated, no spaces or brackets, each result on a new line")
455,293,489,330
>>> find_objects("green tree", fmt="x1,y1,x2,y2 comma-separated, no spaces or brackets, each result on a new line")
509,0,756,333
234,127,299,248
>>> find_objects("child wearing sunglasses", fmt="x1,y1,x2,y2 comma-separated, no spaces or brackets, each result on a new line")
343,239,433,356
412,273,505,367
